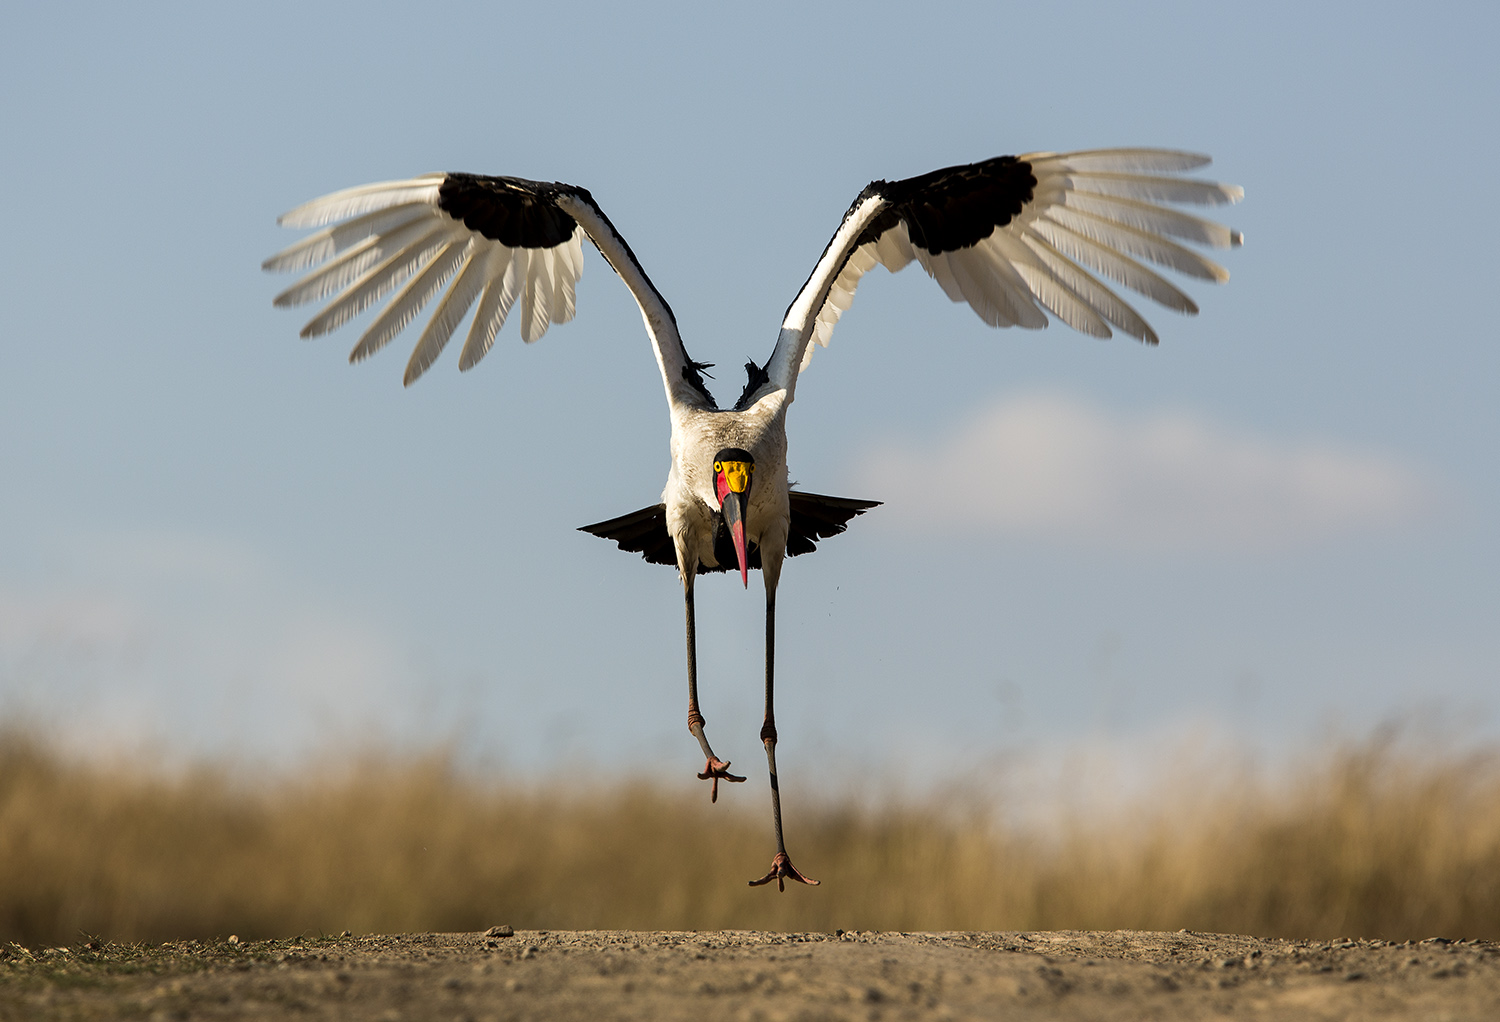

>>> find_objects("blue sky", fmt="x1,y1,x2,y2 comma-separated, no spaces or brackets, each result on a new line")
2,1,1497,787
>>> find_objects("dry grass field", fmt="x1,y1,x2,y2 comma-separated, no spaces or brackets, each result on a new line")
4,728,1500,947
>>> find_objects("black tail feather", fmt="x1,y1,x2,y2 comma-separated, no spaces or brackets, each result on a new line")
579,491,880,571
577,504,678,566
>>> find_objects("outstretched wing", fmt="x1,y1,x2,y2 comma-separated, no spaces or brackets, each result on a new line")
766,148,1243,400
264,173,716,409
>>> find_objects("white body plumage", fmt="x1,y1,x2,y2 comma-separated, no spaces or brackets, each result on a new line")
666,393,791,582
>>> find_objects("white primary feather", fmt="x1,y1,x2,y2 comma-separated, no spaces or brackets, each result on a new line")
548,258,572,326
937,248,995,325
1039,206,1230,282
1057,191,1242,249
500,247,530,330
1025,149,1212,173
519,247,554,343
277,176,444,229
989,230,1110,337
1020,227,1156,343
915,247,969,306
1027,216,1198,314
987,232,1101,336
298,222,451,338
262,203,434,274
273,215,439,310
458,246,519,372
272,235,384,309
549,244,574,325
559,227,585,316
968,241,1051,330
403,240,490,385
1059,171,1243,207
997,228,1126,336
349,230,469,363
943,245,1020,329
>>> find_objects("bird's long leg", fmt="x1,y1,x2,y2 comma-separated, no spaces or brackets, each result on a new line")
749,586,819,890
684,575,744,802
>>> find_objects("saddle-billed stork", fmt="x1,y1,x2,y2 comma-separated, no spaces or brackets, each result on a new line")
265,148,1243,889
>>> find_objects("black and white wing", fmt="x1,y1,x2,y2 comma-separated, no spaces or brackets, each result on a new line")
264,173,715,408
766,149,1243,397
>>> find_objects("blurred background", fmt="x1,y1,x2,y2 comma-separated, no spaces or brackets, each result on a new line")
2,0,1498,943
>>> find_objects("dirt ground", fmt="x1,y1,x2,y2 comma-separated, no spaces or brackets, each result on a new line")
5,928,1500,1021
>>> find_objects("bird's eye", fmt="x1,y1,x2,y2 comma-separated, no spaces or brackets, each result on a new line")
748,465,754,473
713,461,722,473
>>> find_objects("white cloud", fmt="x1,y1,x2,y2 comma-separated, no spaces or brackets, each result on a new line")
856,393,1441,552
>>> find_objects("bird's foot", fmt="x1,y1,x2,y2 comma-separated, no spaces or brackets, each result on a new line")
696,757,746,803
749,851,819,891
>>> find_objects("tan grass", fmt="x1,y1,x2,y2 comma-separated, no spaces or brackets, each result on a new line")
4,730,1499,945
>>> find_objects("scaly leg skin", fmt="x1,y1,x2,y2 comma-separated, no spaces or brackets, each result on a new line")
748,588,818,890
684,577,744,803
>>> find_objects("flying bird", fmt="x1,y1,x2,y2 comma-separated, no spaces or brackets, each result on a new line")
265,148,1243,889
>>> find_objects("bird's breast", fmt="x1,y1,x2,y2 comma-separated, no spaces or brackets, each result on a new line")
666,404,791,563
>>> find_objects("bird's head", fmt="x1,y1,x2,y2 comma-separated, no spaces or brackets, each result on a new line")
713,447,755,588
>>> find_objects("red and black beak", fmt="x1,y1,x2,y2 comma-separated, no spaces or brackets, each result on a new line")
721,489,749,588
713,448,755,588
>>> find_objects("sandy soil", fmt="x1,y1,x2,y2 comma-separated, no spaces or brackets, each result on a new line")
5,928,1500,1021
